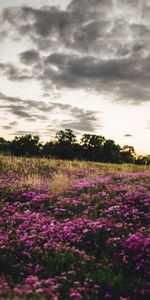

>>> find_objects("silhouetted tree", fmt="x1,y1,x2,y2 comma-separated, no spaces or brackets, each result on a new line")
121,145,136,163
81,134,105,161
136,155,150,165
103,139,122,163
42,141,54,157
0,137,10,154
0,130,148,164
55,129,77,145
81,134,105,148
10,135,41,156
54,129,78,159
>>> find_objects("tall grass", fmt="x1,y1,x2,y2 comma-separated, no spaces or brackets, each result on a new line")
0,155,149,193
0,155,149,172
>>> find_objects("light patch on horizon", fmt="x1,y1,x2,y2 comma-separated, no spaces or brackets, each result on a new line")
0,0,150,154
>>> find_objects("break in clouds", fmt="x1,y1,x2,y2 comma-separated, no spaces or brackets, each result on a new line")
0,0,150,135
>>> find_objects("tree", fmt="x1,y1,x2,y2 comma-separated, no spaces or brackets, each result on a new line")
1,129,144,164
81,134,105,148
0,137,10,154
10,135,41,156
55,129,77,145
103,139,122,163
42,141,54,157
136,155,150,165
81,134,105,161
54,129,78,159
121,145,136,163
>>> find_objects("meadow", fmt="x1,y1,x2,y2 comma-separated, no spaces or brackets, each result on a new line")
0,156,150,299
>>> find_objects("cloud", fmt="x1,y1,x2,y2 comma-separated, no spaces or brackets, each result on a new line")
124,134,133,137
1,1,150,104
0,91,70,114
0,92,49,120
2,121,18,131
0,91,100,132
60,107,100,132
0,62,32,81
43,53,150,103
52,105,102,133
19,49,40,65
2,125,12,130
45,54,140,81
0,91,22,103
9,121,18,126
14,130,40,136
1,3,113,53
68,0,113,11
1,6,72,50
10,107,32,118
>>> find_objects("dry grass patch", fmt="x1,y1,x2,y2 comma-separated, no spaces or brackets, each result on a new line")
21,173,44,190
49,171,71,194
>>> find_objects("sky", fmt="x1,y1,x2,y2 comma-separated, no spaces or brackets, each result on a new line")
0,0,150,154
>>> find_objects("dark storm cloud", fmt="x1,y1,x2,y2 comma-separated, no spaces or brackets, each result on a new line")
1,6,72,50
21,6,70,37
43,53,150,103
68,0,113,22
19,50,40,65
68,0,113,10
1,0,150,104
45,54,142,80
1,2,112,52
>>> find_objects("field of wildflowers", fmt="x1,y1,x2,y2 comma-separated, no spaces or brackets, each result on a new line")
0,156,150,299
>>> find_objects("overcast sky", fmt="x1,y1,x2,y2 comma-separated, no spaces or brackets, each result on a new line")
0,0,150,154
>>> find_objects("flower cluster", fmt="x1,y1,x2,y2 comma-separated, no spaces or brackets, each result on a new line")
0,161,150,299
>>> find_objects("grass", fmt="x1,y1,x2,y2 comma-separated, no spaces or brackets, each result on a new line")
0,155,149,194
49,171,72,194
0,155,149,173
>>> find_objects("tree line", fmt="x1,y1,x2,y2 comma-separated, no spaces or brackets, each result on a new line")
0,129,149,164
